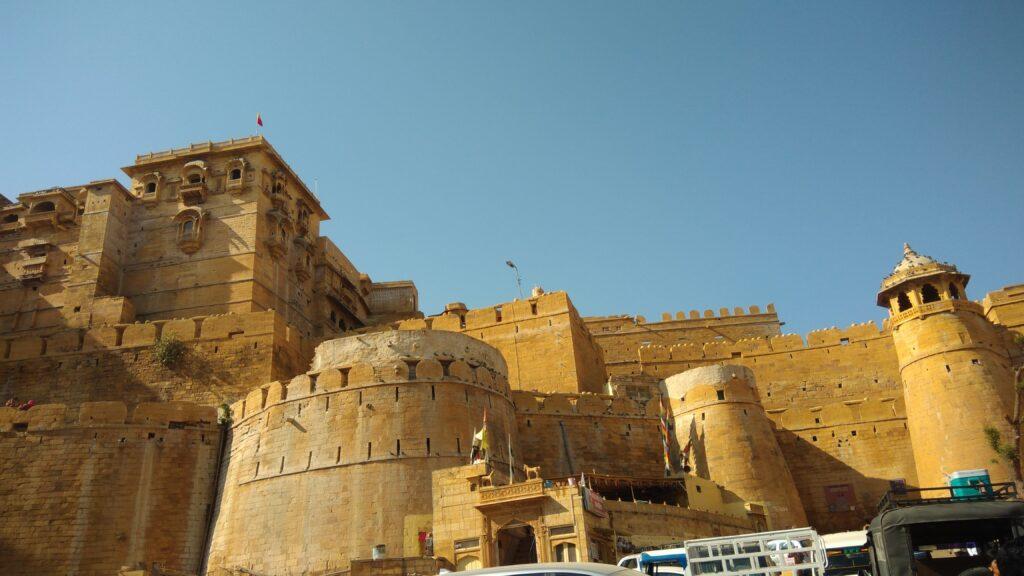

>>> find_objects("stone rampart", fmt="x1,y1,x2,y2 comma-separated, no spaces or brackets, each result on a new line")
0,401,220,576
0,310,308,410
396,291,608,395
512,390,663,478
207,331,518,576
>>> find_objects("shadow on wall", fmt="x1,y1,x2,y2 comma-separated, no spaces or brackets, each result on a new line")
0,331,266,411
774,428,915,533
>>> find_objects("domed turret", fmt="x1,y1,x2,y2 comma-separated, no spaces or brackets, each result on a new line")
877,244,1016,489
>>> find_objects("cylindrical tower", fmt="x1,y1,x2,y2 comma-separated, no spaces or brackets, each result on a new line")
663,365,807,529
206,330,517,575
877,244,1016,488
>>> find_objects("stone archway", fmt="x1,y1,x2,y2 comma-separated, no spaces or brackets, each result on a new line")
495,521,537,566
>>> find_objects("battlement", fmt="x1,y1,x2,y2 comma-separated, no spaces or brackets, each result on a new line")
398,291,576,332
0,310,282,361
586,303,777,330
232,355,512,423
765,395,906,431
511,390,654,418
638,320,887,364
0,400,217,432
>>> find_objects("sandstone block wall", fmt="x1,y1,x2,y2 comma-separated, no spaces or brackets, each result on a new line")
0,401,220,576
893,303,1017,488
586,304,782,372
399,292,608,394
601,499,759,548
207,331,517,575
512,390,664,478
0,310,307,410
664,365,806,529
771,396,916,533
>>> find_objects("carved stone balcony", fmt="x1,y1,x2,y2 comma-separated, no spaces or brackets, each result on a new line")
476,479,547,508
264,236,287,259
0,218,23,234
293,265,312,282
889,298,983,326
178,181,208,204
23,210,65,230
18,257,46,284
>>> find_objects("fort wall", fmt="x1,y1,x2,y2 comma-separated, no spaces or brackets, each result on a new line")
0,401,219,576
586,304,782,368
984,284,1024,335
207,331,517,575
664,366,806,529
769,395,916,533
638,321,902,413
892,301,1017,487
512,390,664,479
0,310,310,410
398,291,608,394
601,499,760,549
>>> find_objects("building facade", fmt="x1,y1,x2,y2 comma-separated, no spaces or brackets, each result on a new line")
0,137,1022,576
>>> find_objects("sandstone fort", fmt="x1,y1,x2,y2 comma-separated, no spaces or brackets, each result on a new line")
1,136,1021,576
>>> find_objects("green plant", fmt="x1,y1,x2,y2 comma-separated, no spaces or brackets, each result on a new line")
985,425,1019,463
218,403,233,426
153,334,186,367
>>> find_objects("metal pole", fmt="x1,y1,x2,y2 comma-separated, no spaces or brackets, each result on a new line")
505,260,524,299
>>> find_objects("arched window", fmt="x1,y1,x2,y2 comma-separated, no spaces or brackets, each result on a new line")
949,283,961,300
2,214,17,223
173,208,204,254
897,292,911,312
554,542,577,562
456,556,481,572
145,182,157,194
921,283,940,303
230,168,241,180
30,201,55,213
188,174,202,184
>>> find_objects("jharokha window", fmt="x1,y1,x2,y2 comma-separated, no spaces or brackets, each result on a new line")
173,208,205,254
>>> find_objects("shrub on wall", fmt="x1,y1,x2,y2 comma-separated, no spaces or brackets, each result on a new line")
154,334,186,367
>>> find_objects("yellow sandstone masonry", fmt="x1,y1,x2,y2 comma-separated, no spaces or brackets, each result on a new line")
2,137,1024,575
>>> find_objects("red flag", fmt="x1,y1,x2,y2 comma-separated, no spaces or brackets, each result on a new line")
256,113,263,127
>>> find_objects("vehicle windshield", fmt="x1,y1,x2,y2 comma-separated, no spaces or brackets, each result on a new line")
908,518,1022,576
825,546,871,576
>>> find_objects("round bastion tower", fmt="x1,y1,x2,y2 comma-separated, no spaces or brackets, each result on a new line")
206,330,518,576
662,365,807,529
877,244,1017,489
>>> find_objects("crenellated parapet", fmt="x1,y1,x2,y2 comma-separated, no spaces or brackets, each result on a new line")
0,310,283,361
392,291,608,395
0,400,217,432
588,303,777,330
638,320,888,365
764,395,906,431
511,390,654,418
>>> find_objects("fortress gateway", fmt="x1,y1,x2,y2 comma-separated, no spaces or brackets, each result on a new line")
0,136,1022,576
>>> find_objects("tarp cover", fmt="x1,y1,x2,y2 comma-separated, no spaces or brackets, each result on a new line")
869,501,1024,576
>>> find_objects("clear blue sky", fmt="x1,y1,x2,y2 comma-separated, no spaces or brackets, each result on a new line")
2,1,1022,334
